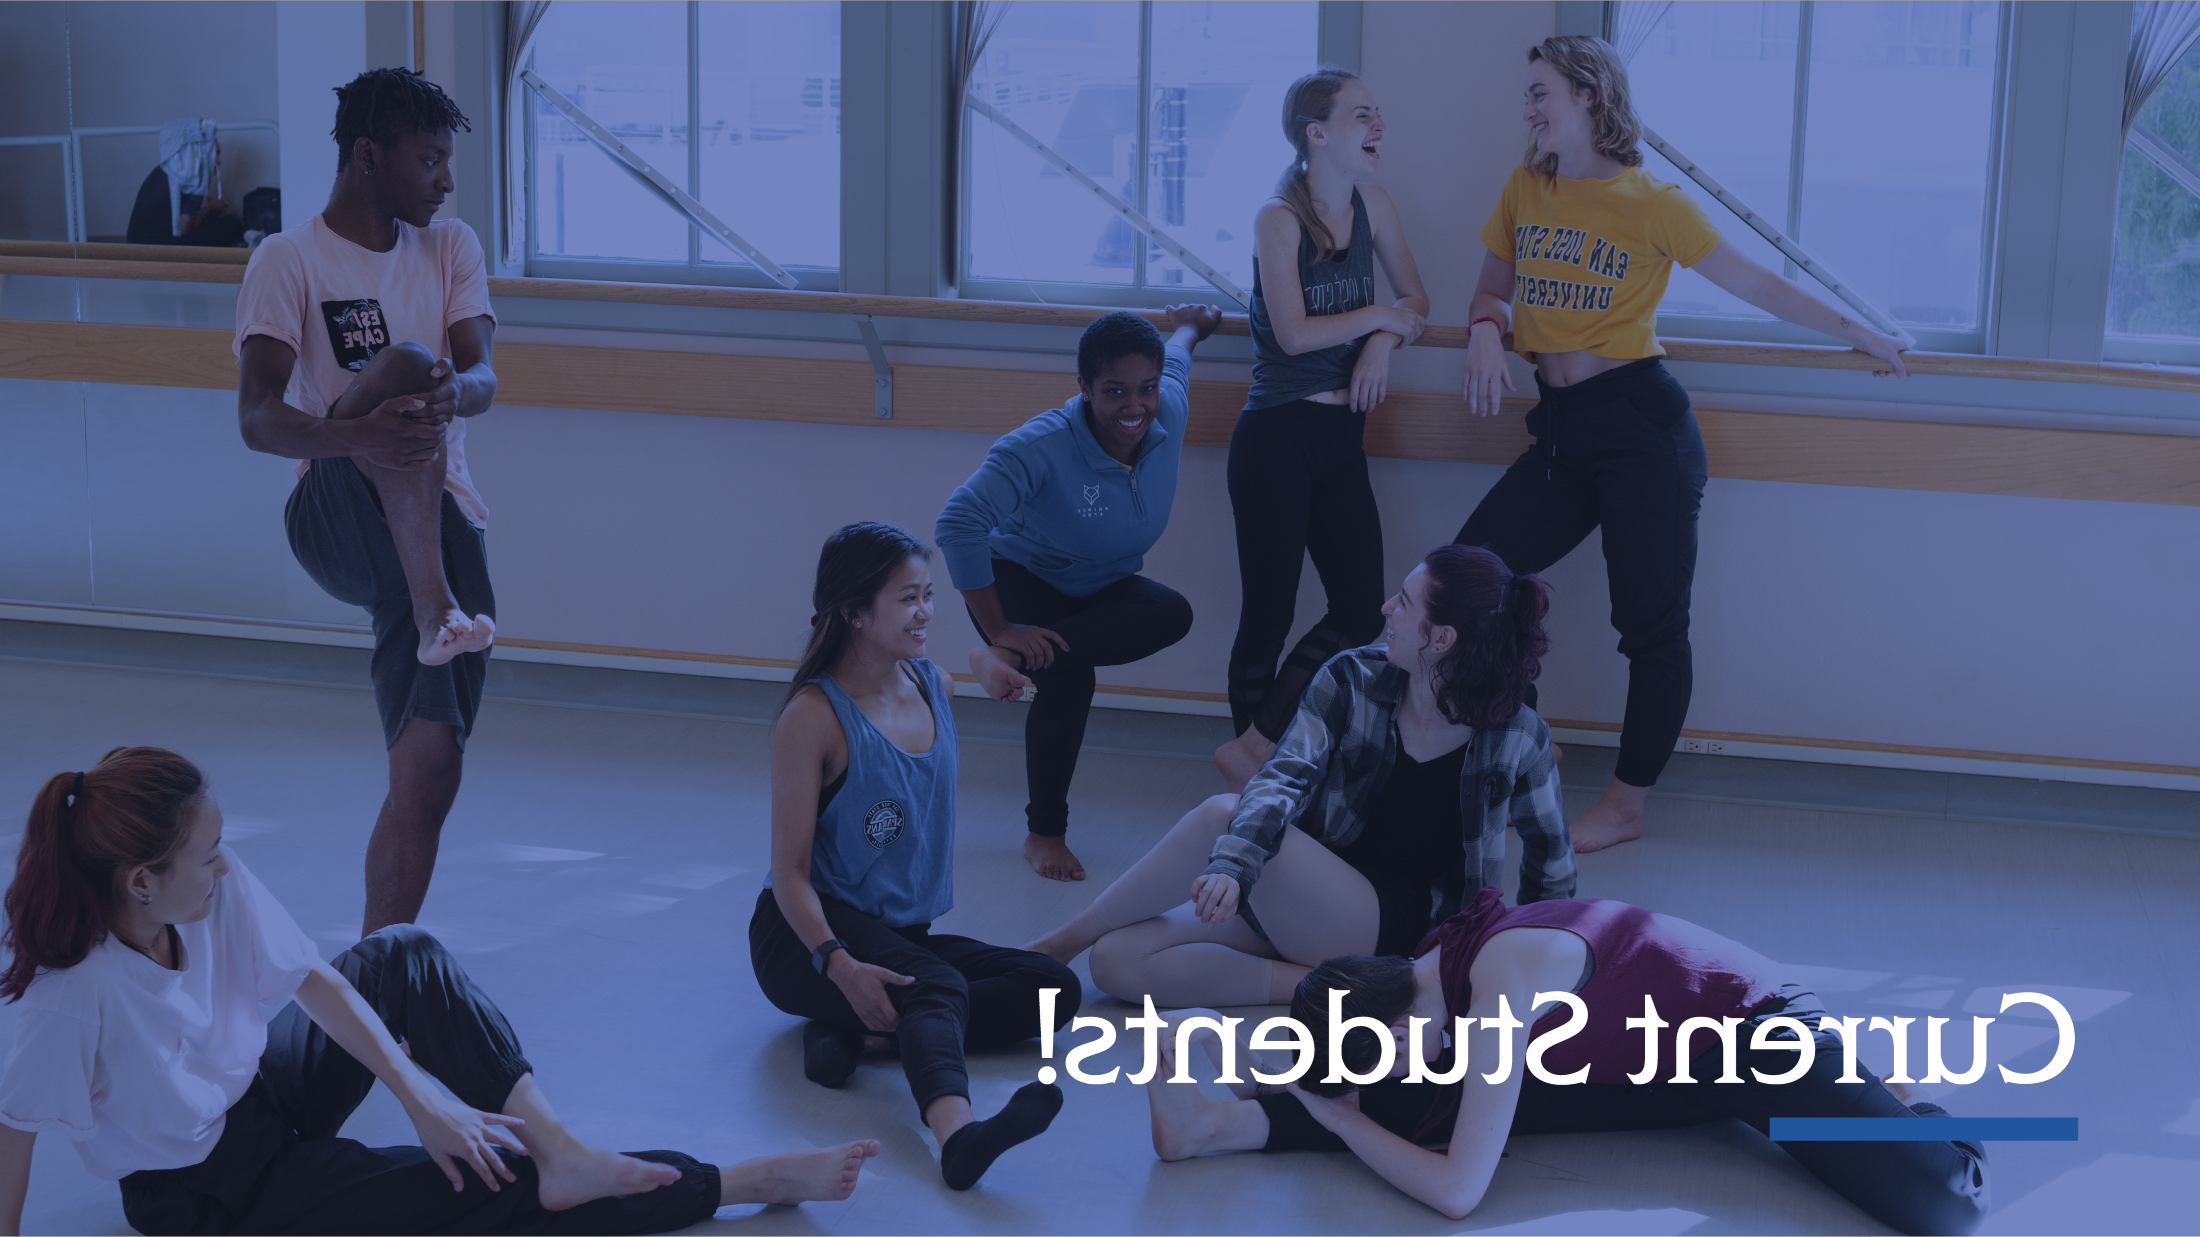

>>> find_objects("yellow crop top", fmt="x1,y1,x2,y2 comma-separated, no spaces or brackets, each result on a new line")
1478,165,1722,359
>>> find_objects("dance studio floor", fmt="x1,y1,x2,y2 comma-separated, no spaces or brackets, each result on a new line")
1,650,2193,1235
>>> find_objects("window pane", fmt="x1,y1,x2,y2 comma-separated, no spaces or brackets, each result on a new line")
697,3,840,271
1798,1,1999,331
965,2,1142,288
1146,1,1320,294
2108,41,2200,340
531,1,688,263
1628,2,1801,321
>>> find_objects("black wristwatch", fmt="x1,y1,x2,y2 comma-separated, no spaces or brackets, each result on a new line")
811,938,849,974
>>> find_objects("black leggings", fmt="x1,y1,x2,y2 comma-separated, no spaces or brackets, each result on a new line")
119,926,720,1236
1259,989,1988,1237
1456,358,1707,787
1226,399,1387,741
984,559,1193,836
749,890,1080,1116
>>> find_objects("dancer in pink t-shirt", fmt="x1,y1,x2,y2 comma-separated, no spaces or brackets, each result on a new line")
234,70,500,937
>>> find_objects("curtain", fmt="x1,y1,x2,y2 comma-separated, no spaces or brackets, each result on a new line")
1609,0,1675,63
947,2,1006,281
2127,1,2200,136
503,0,553,265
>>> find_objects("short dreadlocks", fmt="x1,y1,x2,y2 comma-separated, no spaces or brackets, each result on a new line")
331,68,472,171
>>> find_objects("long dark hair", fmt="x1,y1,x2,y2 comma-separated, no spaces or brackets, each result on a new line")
1291,955,1419,1097
782,522,933,714
1419,544,1550,730
1275,66,1360,261
3,747,207,1001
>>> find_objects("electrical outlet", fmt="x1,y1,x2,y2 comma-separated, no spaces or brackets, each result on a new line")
1681,738,1704,753
1706,740,1726,754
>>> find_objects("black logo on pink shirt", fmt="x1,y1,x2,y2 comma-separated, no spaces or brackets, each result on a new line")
320,299,390,371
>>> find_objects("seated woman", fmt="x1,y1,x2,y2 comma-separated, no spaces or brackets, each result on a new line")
125,119,244,248
1028,543,1576,1008
750,522,1081,1192
0,747,879,1237
936,306,1220,882
1145,888,1990,1237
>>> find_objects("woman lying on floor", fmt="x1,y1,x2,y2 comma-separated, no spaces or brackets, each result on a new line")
0,747,878,1237
1146,888,1990,1237
1028,544,1575,1008
750,522,1081,1191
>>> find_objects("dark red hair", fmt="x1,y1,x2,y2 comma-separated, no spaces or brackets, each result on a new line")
1419,544,1550,730
2,747,206,1000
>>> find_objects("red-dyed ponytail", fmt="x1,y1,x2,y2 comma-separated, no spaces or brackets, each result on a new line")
2,747,206,1001
1421,544,1552,730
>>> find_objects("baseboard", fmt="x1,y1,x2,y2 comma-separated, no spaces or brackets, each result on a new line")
5,603,2195,794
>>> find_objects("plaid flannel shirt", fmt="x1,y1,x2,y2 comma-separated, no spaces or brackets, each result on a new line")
1204,646,1577,920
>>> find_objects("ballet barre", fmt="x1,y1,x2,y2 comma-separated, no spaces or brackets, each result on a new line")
4,246,2199,394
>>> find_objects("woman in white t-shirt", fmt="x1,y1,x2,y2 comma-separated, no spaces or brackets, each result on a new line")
0,748,880,1236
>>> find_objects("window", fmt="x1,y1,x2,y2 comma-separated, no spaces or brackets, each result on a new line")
2107,37,2200,359
961,1,1322,306
527,0,839,286
1624,1,2005,349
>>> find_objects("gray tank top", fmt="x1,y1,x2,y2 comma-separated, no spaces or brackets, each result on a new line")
1245,187,1378,410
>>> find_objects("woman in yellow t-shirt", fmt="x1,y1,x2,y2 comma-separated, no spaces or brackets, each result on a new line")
1455,36,1911,854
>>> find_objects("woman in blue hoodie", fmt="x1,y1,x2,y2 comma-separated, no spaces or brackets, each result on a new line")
936,307,1219,882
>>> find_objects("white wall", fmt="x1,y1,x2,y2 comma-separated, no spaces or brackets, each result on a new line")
275,0,368,230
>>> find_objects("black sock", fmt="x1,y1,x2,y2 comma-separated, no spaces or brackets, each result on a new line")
803,1021,862,1088
939,1082,1064,1191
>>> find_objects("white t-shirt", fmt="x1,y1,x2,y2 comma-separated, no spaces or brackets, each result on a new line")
233,215,499,529
0,852,320,1180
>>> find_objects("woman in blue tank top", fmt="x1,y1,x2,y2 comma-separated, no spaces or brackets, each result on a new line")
1215,68,1433,790
749,522,1080,1192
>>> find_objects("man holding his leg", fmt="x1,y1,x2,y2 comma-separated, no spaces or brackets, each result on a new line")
236,68,498,936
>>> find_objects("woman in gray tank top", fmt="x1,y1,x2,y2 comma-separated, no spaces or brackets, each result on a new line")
749,522,1080,1193
1215,68,1432,790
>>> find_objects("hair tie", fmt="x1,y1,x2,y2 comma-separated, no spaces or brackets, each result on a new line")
809,614,819,628
66,771,84,810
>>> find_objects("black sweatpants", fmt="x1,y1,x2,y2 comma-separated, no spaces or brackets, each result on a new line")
1258,988,1988,1237
749,889,1080,1116
984,559,1193,837
1225,399,1387,741
119,926,721,1236
1455,358,1707,787
285,457,496,751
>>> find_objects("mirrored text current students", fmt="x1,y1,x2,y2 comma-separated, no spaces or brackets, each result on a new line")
1213,68,1431,792
1455,37,1912,851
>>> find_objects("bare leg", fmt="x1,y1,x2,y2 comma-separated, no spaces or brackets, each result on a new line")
328,342,493,666
1026,794,1238,962
1570,777,1647,853
499,1075,683,1211
1211,726,1276,794
1148,1032,1271,1160
361,719,463,937
719,1140,881,1205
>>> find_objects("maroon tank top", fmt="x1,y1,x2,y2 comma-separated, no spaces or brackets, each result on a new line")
1417,886,1783,1085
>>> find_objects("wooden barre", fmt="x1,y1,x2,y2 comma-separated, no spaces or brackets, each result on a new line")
6,250,2199,392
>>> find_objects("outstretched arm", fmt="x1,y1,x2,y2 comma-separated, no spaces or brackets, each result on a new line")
291,964,528,1193
1690,240,1913,376
0,1125,30,1237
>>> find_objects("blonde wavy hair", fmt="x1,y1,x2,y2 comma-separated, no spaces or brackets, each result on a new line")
1524,36,1644,178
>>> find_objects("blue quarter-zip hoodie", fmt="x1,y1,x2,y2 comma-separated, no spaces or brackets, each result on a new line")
936,342,1191,598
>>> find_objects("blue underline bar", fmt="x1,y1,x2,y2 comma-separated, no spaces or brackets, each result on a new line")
1770,1117,2078,1141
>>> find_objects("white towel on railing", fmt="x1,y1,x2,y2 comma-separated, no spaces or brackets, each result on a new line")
158,118,218,237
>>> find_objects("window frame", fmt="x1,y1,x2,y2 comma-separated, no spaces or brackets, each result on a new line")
519,0,844,292
953,0,1359,312
1616,0,2013,356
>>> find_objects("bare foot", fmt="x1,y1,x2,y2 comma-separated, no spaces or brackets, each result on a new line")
453,612,495,655
969,646,1030,703
1147,1039,1217,1161
1212,727,1275,793
417,608,474,666
1024,833,1086,881
725,1140,882,1206
1024,907,1110,965
534,1144,683,1211
1568,798,1644,853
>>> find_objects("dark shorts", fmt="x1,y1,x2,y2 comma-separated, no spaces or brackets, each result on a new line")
284,458,495,750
